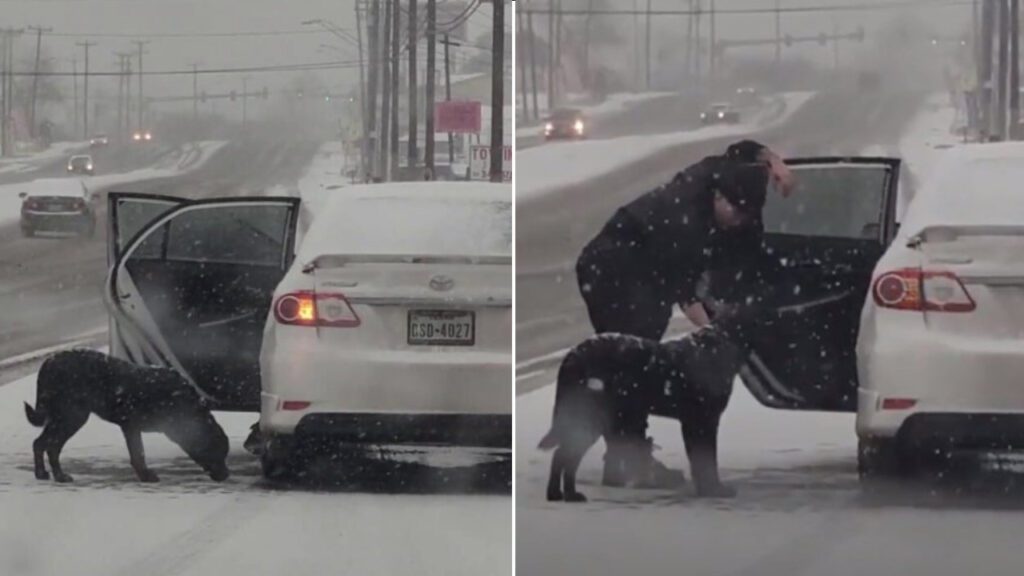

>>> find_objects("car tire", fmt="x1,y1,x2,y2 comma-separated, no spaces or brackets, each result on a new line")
260,435,298,481
858,437,911,491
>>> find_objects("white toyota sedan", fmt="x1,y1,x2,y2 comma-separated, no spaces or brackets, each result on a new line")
258,183,512,476
856,143,1024,480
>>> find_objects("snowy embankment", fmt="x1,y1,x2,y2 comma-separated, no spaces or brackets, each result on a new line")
0,367,509,576
0,141,90,175
516,91,678,138
517,92,817,201
0,141,227,227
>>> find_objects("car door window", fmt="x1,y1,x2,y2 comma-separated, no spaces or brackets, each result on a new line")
763,166,889,240
164,205,291,267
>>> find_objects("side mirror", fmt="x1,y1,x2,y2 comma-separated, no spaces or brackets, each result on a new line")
18,192,27,199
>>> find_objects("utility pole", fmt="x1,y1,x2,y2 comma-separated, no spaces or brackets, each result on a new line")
443,35,454,165
354,3,369,180
645,0,652,90
998,0,1009,139
115,53,132,139
981,0,995,138
489,0,505,183
28,26,51,139
775,0,782,66
124,59,132,136
425,0,437,177
132,40,149,133
517,8,530,119
390,0,400,179
367,0,380,179
2,29,24,156
1010,0,1020,137
548,0,556,111
526,9,539,119
192,62,200,126
77,41,95,139
72,58,79,140
241,76,249,129
380,0,392,180
408,0,419,172
709,0,717,80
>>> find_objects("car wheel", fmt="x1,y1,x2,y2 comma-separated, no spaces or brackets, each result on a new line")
858,437,911,491
260,435,298,481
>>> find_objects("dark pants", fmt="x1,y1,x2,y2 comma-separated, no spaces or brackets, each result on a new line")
575,235,676,484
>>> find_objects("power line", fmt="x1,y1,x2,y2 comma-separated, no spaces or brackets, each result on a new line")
48,29,326,39
7,59,368,77
519,0,973,16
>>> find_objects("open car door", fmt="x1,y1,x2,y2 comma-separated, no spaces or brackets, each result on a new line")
703,157,901,412
106,193,300,411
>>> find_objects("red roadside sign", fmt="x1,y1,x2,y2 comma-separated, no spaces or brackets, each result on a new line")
436,101,482,134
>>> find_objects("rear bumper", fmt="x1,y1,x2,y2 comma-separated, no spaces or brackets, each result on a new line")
896,413,1024,452
21,211,93,231
857,314,1024,444
280,413,512,448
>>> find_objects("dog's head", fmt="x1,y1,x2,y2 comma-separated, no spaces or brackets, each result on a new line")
158,372,231,482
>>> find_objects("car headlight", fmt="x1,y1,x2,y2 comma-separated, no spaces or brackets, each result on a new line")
701,113,707,119
718,112,725,118
145,133,152,140
67,165,73,170
544,122,553,132
86,164,93,170
574,120,584,133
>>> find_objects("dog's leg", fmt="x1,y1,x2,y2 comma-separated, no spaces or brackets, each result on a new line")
546,449,566,501
680,406,735,498
122,427,159,483
44,409,89,483
32,433,50,480
561,439,591,503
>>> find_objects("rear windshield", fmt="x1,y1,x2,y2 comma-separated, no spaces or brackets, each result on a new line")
761,164,890,239
307,197,512,258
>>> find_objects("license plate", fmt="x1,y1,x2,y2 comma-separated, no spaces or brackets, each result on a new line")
408,310,475,346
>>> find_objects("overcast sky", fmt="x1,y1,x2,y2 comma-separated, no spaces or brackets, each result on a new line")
0,0,500,99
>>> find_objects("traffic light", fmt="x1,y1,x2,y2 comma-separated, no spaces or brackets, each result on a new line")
230,90,237,102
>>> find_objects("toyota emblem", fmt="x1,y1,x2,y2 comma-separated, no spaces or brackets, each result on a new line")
429,275,455,292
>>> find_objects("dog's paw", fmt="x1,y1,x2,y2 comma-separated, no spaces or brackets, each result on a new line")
695,483,737,499
546,489,564,502
34,470,50,481
137,470,160,483
53,473,73,483
564,491,588,503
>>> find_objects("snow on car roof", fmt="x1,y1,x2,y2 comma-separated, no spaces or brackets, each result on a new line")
298,182,512,261
22,178,87,198
901,142,1024,235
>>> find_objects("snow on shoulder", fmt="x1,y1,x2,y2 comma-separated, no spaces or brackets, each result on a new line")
298,181,512,263
901,142,1024,237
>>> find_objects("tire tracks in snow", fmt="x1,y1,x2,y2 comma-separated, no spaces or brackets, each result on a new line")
110,493,270,576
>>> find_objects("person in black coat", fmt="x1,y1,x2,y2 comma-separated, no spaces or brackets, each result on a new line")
573,139,793,488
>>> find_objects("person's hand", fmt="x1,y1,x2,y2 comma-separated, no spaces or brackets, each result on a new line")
683,301,711,328
762,149,795,197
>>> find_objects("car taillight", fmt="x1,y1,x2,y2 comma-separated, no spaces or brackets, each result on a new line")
872,268,975,313
273,291,360,327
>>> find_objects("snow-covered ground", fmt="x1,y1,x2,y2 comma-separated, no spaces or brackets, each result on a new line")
0,141,90,175
0,365,510,576
517,92,817,200
0,141,227,227
517,91,678,138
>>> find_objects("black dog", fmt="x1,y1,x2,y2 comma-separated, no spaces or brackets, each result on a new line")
538,310,760,502
24,349,230,483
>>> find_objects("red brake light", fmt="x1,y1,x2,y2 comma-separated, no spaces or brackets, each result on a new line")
273,291,360,327
281,400,311,411
872,268,975,313
880,397,917,410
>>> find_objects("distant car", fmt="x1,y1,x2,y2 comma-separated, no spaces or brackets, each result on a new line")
132,130,153,143
259,183,512,477
700,103,740,124
67,154,94,175
90,134,109,147
544,108,587,140
735,87,760,106
856,144,1024,485
19,178,96,238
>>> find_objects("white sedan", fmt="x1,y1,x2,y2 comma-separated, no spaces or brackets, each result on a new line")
258,183,512,476
856,143,1024,480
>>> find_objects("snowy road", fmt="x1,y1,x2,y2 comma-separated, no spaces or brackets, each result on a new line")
0,371,510,576
0,136,322,380
512,74,1024,573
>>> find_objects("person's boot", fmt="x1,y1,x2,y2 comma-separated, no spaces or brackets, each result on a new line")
243,422,264,456
631,437,687,489
601,447,627,487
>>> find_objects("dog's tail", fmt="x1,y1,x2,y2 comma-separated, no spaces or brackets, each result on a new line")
24,402,47,427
